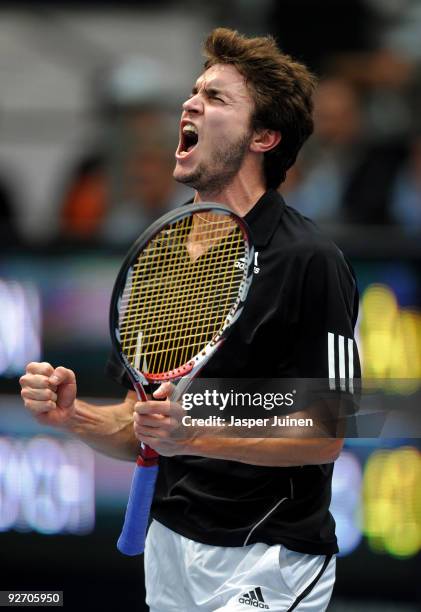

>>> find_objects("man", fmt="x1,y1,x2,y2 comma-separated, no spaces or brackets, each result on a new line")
20,28,360,611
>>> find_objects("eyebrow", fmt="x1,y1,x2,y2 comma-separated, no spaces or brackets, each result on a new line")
191,84,231,99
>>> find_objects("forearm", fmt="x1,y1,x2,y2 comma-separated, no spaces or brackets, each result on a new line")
66,396,139,461
134,394,344,464
186,436,343,467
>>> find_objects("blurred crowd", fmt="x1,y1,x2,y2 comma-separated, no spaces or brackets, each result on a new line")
273,0,421,231
281,74,420,228
58,106,192,248
1,0,421,252
0,54,194,252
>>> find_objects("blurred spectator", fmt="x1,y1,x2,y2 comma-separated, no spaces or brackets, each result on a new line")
367,0,421,62
321,2,421,140
269,0,421,229
281,78,407,225
281,78,357,221
390,134,421,232
329,48,415,140
60,154,106,241
282,78,363,222
100,110,191,245
58,56,192,248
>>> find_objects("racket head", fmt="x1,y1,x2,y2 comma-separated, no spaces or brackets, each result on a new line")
109,202,254,388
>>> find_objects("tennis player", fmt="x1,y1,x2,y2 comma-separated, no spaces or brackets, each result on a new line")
20,28,360,611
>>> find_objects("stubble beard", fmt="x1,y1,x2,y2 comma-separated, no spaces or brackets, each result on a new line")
174,131,252,198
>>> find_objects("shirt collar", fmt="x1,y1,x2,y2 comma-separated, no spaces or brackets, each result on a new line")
244,189,285,248
184,189,285,249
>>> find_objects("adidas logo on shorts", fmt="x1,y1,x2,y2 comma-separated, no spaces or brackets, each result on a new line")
238,586,269,609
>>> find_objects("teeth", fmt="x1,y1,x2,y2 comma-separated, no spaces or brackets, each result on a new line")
182,123,198,136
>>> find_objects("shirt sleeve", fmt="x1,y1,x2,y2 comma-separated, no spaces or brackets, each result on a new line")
286,244,361,436
293,245,361,388
295,243,361,382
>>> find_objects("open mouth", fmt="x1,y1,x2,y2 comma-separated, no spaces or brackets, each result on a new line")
179,123,199,155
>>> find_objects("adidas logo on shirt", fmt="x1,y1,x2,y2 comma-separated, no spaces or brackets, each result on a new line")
238,586,269,609
235,252,260,274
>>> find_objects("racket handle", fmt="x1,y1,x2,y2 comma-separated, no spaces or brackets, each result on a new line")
117,458,159,555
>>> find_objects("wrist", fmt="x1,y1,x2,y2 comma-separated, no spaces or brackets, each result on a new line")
65,399,86,435
174,428,202,456
181,433,218,458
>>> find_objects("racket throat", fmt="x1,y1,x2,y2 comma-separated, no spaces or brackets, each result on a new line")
134,331,148,373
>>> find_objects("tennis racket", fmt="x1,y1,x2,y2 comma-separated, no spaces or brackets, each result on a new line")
109,202,254,555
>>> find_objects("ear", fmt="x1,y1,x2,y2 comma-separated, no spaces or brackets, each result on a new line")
250,129,281,154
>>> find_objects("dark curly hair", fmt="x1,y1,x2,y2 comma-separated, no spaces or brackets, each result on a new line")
203,28,317,188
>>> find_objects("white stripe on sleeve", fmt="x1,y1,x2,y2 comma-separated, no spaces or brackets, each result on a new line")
328,332,335,390
348,338,354,394
338,335,346,391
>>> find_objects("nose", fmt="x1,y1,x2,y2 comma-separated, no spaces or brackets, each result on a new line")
182,93,203,114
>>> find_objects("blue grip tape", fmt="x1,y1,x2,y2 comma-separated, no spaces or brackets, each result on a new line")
117,463,159,555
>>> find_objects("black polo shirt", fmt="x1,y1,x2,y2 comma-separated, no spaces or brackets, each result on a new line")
106,189,361,555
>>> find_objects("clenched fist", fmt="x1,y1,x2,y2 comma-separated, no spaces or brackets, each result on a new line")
19,362,77,428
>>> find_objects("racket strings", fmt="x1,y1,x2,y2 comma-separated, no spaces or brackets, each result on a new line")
121,254,242,342
119,267,244,321
118,260,244,301
119,213,247,375
125,229,244,278
119,288,242,334
126,216,237,258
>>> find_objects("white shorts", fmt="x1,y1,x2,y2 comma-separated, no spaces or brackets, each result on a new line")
144,520,336,612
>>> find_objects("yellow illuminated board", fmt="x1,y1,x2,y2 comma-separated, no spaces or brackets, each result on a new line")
362,447,421,558
359,284,421,392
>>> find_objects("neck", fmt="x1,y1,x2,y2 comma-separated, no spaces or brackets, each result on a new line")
194,158,266,217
